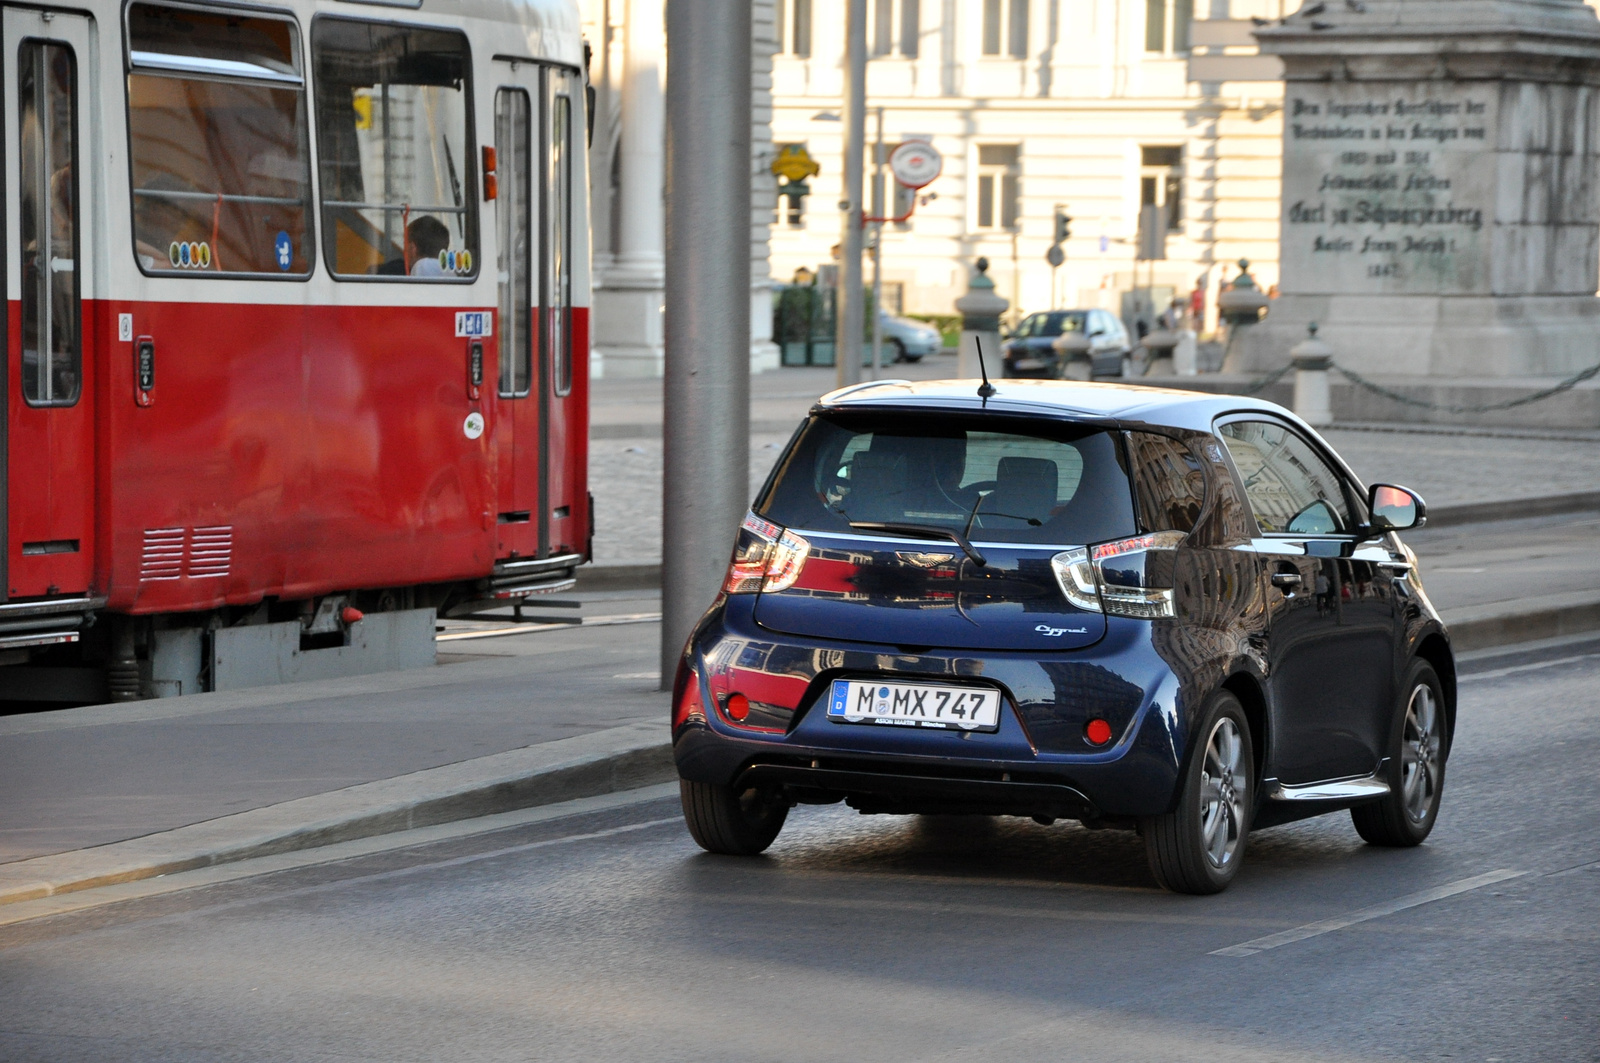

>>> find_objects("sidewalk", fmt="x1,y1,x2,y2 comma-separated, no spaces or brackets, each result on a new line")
0,591,665,867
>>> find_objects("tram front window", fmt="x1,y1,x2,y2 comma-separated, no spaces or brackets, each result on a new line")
312,19,478,280
125,3,313,276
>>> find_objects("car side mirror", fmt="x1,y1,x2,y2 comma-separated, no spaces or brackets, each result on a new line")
1366,483,1425,533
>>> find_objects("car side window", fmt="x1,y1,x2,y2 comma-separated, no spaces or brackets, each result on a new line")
1218,420,1352,535
1126,431,1205,534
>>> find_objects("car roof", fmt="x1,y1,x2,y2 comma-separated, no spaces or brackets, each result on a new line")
813,378,1304,436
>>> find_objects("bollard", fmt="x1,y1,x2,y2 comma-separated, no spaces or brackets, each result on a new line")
1141,329,1179,377
954,257,1009,380
1174,329,1198,375
1291,322,1334,427
1053,331,1093,379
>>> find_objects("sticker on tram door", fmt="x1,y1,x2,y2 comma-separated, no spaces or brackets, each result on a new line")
463,412,485,440
455,311,492,338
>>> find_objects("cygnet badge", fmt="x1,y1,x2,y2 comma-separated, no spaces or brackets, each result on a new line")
1036,624,1088,637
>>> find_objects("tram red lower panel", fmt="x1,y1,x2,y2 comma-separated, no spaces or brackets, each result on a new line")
3,297,589,613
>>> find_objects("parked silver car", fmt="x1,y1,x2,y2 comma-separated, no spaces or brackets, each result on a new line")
876,312,943,363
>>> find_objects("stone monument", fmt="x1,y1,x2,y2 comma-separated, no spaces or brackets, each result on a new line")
1232,0,1600,380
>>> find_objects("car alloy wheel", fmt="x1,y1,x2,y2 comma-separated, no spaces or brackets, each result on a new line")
1199,716,1247,870
1352,660,1448,846
1143,691,1253,894
1400,682,1442,825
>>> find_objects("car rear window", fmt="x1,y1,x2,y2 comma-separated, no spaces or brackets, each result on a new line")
1015,312,1084,338
756,412,1138,546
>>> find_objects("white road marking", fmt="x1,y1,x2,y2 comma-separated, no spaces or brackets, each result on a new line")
1209,868,1527,957
437,612,661,642
1461,652,1600,682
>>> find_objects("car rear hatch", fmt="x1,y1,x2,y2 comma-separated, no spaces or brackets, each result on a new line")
745,408,1141,653
753,531,1105,651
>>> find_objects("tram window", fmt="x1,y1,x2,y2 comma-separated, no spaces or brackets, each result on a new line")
19,41,80,406
548,79,574,396
125,4,314,277
312,19,478,280
496,88,531,397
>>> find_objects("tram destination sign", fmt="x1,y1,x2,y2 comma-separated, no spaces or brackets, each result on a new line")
1280,84,1494,296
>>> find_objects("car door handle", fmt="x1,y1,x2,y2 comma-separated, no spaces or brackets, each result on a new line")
1376,560,1412,573
1271,572,1303,591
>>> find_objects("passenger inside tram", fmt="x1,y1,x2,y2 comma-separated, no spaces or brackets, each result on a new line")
376,216,450,276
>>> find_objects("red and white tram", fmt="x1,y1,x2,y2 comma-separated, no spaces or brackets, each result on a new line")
2,0,591,700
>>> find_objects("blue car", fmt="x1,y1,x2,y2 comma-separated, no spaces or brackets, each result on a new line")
672,379,1452,893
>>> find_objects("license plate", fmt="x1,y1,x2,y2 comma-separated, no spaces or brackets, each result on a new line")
826,679,1002,732
1014,357,1045,370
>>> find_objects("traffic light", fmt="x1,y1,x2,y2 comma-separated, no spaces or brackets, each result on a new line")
1054,209,1072,244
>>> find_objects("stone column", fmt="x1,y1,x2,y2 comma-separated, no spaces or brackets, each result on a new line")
1234,0,1600,380
592,0,667,377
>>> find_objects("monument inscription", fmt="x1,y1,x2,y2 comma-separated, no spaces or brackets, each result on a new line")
1280,85,1496,296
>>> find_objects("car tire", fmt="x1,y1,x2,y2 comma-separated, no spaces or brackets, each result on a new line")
1351,660,1447,847
889,339,908,363
679,778,788,856
1142,691,1253,895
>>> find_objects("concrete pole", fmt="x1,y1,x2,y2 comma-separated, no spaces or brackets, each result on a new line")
869,106,884,379
614,0,665,282
835,0,867,388
661,0,752,688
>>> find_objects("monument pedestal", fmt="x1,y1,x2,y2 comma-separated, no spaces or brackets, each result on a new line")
1233,0,1600,391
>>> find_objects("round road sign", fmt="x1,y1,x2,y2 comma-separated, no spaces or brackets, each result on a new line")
888,141,943,189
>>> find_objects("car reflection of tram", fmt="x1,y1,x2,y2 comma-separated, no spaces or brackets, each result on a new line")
3,0,591,702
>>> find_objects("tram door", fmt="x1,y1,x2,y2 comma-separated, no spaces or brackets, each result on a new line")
3,9,95,602
495,64,581,561
493,73,541,560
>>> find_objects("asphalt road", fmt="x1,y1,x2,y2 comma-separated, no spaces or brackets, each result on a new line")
2,647,1596,1062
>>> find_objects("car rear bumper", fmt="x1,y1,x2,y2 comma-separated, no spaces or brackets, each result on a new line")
672,596,1194,819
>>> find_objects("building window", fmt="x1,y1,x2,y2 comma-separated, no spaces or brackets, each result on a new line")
976,144,1019,230
778,0,812,58
1141,145,1182,233
982,0,1029,58
1145,0,1193,53
872,0,919,58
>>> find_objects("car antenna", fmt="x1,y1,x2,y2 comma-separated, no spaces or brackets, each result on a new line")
975,335,997,404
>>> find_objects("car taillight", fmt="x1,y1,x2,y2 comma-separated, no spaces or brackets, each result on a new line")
1051,531,1185,619
723,512,811,595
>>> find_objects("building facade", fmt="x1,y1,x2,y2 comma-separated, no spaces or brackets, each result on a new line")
769,0,1296,338
582,0,781,377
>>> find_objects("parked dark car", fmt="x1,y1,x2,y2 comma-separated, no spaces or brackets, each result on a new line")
672,379,1452,894
1002,310,1130,379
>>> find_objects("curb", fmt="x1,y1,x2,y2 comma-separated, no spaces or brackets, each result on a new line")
1441,590,1600,654
1427,490,1600,528
0,720,674,907
577,564,665,592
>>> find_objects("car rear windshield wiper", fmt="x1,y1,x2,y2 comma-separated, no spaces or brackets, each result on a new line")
848,521,987,568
